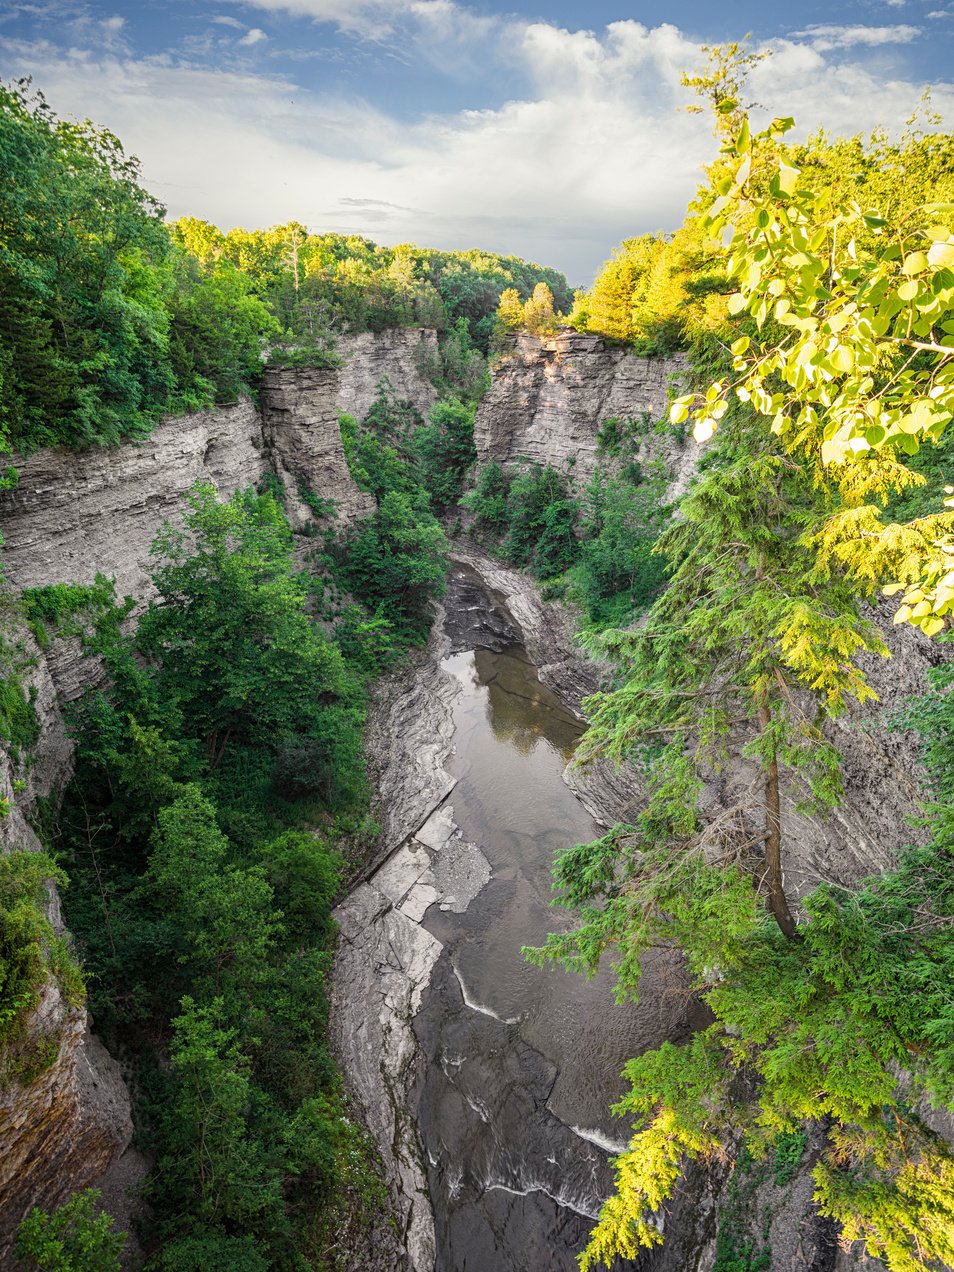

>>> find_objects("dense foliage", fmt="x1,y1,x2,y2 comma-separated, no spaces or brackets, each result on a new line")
15,1189,124,1272
463,429,672,628
670,107,954,635
50,486,384,1269
0,80,278,453
174,218,571,354
524,68,954,1271
330,384,454,643
570,224,731,355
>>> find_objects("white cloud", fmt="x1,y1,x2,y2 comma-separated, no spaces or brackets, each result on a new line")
215,0,422,39
926,8,949,16
1,17,950,281
212,15,246,28
238,27,268,45
789,23,921,50
217,0,502,48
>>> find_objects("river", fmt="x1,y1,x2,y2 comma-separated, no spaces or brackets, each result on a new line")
332,563,696,1271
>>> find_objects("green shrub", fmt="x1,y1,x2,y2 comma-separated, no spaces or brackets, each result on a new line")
0,851,82,1088
15,1189,124,1271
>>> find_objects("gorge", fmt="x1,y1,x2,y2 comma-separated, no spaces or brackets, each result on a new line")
0,325,943,1271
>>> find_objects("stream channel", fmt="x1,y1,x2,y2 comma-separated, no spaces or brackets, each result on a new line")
334,564,694,1271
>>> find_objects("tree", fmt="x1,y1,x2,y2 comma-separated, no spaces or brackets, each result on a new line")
573,470,669,627
150,997,283,1261
670,109,954,635
579,237,660,342
494,287,525,335
500,463,580,576
527,415,954,1262
167,255,279,408
0,79,174,451
137,484,362,794
339,490,448,640
412,397,477,511
530,67,954,1265
145,788,280,1003
522,282,557,335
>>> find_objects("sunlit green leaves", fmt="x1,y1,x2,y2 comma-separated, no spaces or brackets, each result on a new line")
680,109,954,632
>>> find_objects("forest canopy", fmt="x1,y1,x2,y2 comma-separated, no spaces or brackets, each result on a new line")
0,78,570,458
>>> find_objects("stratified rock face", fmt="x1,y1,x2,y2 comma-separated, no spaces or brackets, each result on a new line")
0,999,133,1262
261,365,375,530
0,641,136,1261
336,328,439,423
0,399,266,599
0,328,440,597
474,331,685,486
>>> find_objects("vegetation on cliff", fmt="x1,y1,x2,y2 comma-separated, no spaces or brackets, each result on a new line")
0,850,83,1089
524,57,954,1272
14,375,473,1266
463,440,671,629
3,48,954,1272
45,486,384,1269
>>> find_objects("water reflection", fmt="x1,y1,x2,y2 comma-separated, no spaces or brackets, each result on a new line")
415,641,643,1271
413,569,696,1272
475,646,581,761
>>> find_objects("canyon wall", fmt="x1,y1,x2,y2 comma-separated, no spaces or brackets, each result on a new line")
0,326,437,599
473,331,940,895
0,328,438,1257
475,330,688,492
336,327,438,423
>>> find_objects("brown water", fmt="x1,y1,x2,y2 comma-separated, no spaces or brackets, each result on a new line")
409,569,683,1270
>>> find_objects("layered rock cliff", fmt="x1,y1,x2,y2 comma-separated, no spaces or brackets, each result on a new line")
0,327,438,1256
0,323,945,1271
474,330,687,490
336,328,438,423
0,326,437,599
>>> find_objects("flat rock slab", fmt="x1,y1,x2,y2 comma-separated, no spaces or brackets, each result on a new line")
416,802,458,852
400,882,441,923
332,883,443,1272
372,840,434,907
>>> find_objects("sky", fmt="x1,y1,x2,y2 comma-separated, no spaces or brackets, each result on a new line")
1,0,952,283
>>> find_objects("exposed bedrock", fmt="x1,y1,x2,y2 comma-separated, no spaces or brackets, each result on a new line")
331,623,459,1272
475,330,690,494
0,327,438,600
0,969,134,1261
453,543,941,895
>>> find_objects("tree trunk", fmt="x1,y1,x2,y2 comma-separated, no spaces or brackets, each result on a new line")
758,702,798,938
